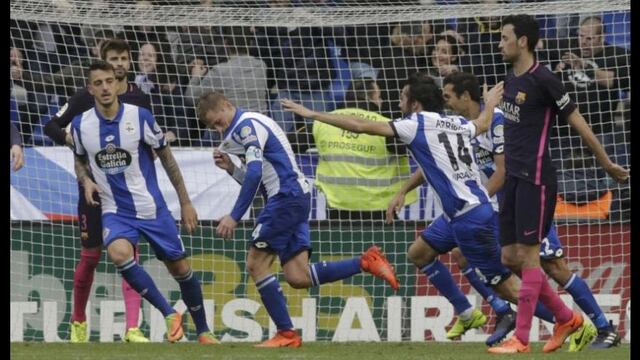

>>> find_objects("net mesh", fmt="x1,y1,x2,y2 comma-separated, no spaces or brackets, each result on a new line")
10,0,630,343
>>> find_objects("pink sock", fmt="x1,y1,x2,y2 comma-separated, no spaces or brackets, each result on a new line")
514,267,544,345
72,248,101,322
539,277,574,324
122,245,142,329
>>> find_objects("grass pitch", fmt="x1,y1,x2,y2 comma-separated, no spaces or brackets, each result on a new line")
11,342,630,360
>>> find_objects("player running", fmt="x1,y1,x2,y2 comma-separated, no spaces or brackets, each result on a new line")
197,91,399,348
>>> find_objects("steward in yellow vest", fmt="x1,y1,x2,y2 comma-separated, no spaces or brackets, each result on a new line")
313,79,418,218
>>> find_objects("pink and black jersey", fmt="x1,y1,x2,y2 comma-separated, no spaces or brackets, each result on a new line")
499,62,577,185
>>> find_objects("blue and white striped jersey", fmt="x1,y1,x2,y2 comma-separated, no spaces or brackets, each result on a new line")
470,107,505,212
390,111,489,219
71,103,168,219
219,109,310,221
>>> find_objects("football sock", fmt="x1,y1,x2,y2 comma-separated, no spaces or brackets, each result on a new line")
256,274,293,331
539,275,574,324
175,268,210,335
514,267,544,345
309,258,361,287
461,265,511,315
72,248,101,322
421,260,472,315
564,273,608,329
117,257,174,317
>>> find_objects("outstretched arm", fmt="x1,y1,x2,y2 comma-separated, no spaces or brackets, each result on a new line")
155,145,198,234
565,109,629,183
281,99,395,137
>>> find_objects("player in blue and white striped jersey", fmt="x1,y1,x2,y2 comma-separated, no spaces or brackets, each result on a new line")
71,61,218,344
197,91,399,348
283,72,546,338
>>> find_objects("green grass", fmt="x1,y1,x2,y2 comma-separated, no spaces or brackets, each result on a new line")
11,342,630,360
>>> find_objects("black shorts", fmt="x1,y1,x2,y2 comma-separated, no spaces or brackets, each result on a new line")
499,175,557,247
77,182,103,248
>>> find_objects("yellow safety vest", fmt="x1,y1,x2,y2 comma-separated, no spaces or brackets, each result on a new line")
313,108,418,210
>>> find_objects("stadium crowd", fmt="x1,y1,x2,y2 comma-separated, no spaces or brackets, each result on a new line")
10,0,630,218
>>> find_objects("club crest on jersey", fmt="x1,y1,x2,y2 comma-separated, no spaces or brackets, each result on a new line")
515,91,527,105
95,143,132,175
124,121,136,134
240,126,252,138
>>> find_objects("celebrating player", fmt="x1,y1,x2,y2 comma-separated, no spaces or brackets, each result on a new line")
488,15,628,354
70,61,218,344
282,72,557,346
43,38,150,343
385,71,522,347
197,91,399,348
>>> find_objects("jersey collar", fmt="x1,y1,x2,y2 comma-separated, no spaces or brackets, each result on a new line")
95,102,125,123
224,107,245,138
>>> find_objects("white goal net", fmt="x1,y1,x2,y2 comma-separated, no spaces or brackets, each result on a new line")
10,0,630,343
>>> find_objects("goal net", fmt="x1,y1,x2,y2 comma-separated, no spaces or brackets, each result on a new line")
10,0,630,343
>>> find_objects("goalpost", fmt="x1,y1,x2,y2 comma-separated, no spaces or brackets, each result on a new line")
10,0,630,343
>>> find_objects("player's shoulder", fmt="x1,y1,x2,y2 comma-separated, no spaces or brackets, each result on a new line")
530,62,559,83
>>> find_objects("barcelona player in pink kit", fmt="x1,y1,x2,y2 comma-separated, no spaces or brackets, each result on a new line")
488,15,628,354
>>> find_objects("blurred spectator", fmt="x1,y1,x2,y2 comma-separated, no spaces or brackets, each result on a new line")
14,0,88,75
21,29,118,98
553,16,630,138
185,26,268,114
425,34,465,88
456,12,506,86
374,21,431,119
10,47,47,143
313,78,417,220
253,0,336,135
134,41,189,144
10,122,25,172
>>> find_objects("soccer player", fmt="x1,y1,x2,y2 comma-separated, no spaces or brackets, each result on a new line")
282,72,551,345
197,91,399,348
443,71,620,350
385,71,520,346
487,15,628,354
70,61,218,345
43,38,150,343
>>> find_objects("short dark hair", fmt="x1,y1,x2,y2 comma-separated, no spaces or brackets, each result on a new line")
88,60,115,78
404,72,444,113
502,14,539,53
345,79,378,111
442,72,481,103
432,34,461,62
100,38,130,60
197,91,229,121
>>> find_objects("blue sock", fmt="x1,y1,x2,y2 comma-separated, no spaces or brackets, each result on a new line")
116,257,174,317
256,274,293,331
309,258,361,287
461,266,511,315
534,302,556,323
175,269,210,335
564,273,609,330
421,260,472,315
